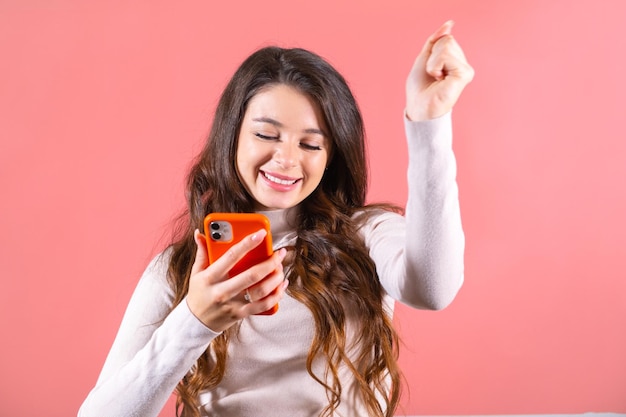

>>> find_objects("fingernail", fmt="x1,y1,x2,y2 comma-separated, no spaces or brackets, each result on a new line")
282,279,289,290
251,229,267,241
277,248,287,260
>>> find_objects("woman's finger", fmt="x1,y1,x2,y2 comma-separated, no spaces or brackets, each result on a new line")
418,20,454,59
245,278,289,316
426,35,471,80
191,229,209,276
204,228,268,284
243,253,287,302
219,248,287,301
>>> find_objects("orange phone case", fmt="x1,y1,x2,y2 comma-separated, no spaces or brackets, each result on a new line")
203,213,278,315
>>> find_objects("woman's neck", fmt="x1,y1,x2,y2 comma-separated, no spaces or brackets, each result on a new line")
256,206,299,250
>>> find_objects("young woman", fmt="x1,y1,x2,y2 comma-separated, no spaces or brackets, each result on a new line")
79,20,473,417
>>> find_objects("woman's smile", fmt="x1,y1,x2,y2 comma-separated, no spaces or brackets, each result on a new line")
260,170,301,188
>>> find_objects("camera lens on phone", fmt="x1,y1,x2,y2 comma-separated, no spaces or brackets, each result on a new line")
211,232,221,240
210,222,220,231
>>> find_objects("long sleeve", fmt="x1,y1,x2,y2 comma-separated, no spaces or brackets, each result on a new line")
362,112,465,310
78,252,221,417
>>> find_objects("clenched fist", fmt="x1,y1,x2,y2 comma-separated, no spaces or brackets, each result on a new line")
406,20,474,121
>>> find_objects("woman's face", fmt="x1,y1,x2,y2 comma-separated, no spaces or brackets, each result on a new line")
236,84,331,211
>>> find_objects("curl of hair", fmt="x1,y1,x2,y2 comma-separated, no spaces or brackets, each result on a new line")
166,46,403,417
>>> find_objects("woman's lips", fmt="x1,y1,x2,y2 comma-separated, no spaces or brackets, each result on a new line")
260,170,301,190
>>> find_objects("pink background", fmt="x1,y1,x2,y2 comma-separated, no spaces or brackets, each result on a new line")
1,1,625,416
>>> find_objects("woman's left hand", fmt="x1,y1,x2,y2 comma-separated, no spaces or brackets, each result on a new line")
405,20,474,121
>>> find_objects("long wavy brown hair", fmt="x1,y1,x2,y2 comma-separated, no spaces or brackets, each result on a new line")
166,46,403,417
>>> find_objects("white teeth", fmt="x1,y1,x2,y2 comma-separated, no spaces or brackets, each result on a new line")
264,172,297,185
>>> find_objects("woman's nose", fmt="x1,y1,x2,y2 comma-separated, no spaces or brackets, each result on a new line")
274,141,298,169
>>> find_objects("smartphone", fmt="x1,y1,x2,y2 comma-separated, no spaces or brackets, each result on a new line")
203,212,278,315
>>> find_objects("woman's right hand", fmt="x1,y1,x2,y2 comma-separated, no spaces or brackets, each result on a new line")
186,228,288,332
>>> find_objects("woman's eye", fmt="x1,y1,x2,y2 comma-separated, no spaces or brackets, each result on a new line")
255,133,278,140
300,143,322,151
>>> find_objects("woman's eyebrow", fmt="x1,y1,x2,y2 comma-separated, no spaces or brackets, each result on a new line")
252,117,283,127
252,117,327,137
